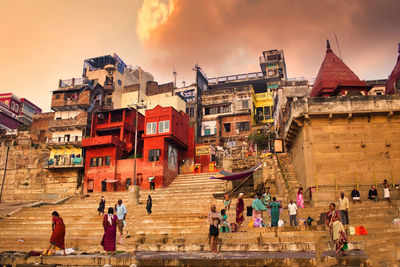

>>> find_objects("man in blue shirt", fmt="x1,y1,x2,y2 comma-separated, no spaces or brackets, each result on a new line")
115,199,127,244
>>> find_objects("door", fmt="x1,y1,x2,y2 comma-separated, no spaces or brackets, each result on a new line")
101,180,107,192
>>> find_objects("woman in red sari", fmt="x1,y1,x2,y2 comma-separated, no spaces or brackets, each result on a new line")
101,207,118,255
325,203,348,255
45,211,66,255
236,193,245,226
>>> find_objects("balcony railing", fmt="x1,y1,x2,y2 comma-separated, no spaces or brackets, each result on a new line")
45,155,83,169
208,72,264,85
59,78,88,88
47,136,83,144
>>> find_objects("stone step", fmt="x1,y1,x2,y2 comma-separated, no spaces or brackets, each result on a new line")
0,251,369,267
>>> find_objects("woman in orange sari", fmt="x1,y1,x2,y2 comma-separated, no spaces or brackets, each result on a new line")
235,193,245,226
325,203,348,255
45,211,66,255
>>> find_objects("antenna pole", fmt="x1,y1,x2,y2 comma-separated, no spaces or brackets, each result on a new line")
334,32,343,60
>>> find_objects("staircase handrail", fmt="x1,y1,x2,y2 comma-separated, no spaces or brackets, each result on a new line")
304,186,316,202
229,173,253,195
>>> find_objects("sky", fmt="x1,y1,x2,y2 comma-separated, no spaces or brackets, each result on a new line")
1,0,399,112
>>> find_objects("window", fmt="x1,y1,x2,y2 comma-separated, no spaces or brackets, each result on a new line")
188,107,195,118
204,126,211,136
64,134,70,142
236,122,250,132
15,104,19,112
11,102,15,111
148,149,161,162
105,156,111,166
241,100,249,109
146,122,157,134
159,120,170,133
224,123,231,132
268,70,277,77
55,94,60,99
204,105,231,115
264,106,271,119
90,157,103,167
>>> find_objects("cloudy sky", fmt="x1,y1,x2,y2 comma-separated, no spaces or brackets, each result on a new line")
1,0,399,111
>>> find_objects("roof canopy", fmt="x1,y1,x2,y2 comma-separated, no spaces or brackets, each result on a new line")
310,40,369,97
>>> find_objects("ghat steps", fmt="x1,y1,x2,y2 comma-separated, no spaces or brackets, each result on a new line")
0,171,391,266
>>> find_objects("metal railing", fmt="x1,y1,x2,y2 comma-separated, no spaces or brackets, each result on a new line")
59,78,92,88
208,72,264,85
45,155,83,168
47,136,83,143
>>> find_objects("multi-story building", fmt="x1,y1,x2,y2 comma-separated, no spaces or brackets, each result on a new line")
83,54,154,110
193,49,288,148
273,80,311,138
45,78,105,169
0,93,42,131
367,79,387,95
82,105,193,192
82,108,145,192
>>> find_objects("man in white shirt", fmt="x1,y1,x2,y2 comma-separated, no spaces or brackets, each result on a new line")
288,199,298,226
339,192,349,225
115,199,127,244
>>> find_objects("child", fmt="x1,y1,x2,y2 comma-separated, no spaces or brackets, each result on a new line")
224,193,231,211
220,209,230,233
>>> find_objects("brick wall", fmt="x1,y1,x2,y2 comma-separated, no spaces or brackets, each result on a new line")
30,112,54,143
146,81,174,96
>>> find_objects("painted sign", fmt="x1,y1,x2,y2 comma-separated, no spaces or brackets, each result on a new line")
196,145,210,156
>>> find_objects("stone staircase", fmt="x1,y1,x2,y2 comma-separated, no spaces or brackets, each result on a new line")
0,172,377,266
273,153,302,202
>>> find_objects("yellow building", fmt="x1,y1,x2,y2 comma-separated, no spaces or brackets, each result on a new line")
252,89,274,125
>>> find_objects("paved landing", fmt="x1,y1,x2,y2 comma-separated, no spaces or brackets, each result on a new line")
0,250,367,267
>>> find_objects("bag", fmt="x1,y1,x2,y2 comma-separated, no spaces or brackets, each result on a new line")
278,219,284,227
306,216,314,226
349,226,356,235
248,219,254,227
355,226,367,235
247,206,253,217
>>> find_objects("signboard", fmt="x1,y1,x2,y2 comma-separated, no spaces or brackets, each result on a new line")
274,139,284,153
196,145,210,156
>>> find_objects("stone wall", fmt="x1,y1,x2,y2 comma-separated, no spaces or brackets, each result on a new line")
289,114,400,187
0,133,80,202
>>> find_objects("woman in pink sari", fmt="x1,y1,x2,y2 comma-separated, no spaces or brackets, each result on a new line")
297,187,305,208
101,207,118,255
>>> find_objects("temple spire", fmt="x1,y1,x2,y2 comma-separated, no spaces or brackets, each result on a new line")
326,39,332,52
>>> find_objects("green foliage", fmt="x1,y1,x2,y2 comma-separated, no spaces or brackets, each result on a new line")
248,131,275,150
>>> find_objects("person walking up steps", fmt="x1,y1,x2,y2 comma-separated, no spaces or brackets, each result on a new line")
236,193,245,227
269,197,281,227
98,196,106,216
146,195,152,214
101,207,118,256
115,199,127,244
339,192,349,225
44,211,66,256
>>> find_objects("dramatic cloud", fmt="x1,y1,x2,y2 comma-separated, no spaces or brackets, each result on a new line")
136,0,400,85
137,0,175,42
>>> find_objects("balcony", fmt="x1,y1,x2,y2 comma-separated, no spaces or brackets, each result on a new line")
48,111,88,131
46,136,83,149
82,135,121,148
208,72,264,85
103,76,115,92
51,90,91,111
45,155,83,169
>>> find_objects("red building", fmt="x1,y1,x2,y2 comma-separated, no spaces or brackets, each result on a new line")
82,108,145,192
0,93,42,131
386,43,400,94
82,105,195,192
310,40,371,97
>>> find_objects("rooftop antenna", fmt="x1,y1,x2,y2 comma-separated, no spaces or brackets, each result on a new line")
173,67,177,88
334,32,343,60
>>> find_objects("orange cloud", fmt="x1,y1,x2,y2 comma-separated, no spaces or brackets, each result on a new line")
136,0,400,85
